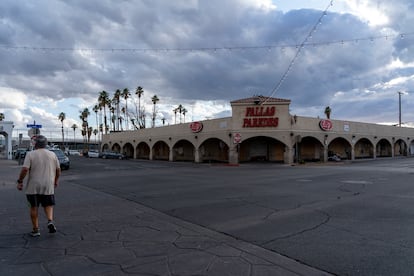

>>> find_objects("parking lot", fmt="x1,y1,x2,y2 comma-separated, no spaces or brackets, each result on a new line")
62,156,414,275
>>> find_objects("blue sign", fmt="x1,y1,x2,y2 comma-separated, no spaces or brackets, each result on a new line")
27,124,42,128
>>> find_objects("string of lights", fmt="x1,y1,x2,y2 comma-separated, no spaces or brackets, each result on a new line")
262,0,335,103
0,32,412,55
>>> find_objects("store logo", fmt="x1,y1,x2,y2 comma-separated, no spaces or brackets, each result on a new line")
319,119,333,131
190,121,203,133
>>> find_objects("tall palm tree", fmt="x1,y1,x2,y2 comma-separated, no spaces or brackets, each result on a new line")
93,129,98,145
121,107,126,130
182,108,187,123
0,113,4,121
113,89,121,131
176,104,183,123
71,124,77,149
173,108,178,124
122,88,130,130
151,95,159,128
79,108,90,152
58,112,66,147
135,86,144,128
92,104,99,137
98,91,110,134
110,106,116,131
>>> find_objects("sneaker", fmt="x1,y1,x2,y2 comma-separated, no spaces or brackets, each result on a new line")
30,229,40,237
47,221,57,233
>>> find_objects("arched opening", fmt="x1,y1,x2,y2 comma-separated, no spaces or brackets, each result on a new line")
354,138,374,159
112,143,121,153
102,143,110,152
152,141,170,161
394,139,407,157
239,136,285,163
122,143,134,159
136,142,150,159
199,138,229,163
0,132,7,159
297,136,323,162
173,139,195,161
376,139,392,157
328,137,352,160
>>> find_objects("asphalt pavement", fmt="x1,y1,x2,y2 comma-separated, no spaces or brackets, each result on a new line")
0,159,330,276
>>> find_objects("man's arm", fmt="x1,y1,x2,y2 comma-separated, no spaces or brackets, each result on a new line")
17,167,29,191
54,168,61,187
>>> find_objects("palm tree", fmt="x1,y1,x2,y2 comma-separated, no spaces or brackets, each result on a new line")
151,95,159,128
58,112,66,148
113,89,121,131
71,124,77,140
92,104,99,137
135,86,144,128
182,108,187,123
110,106,116,131
79,108,90,152
0,113,4,121
122,88,130,130
176,104,183,123
98,91,110,134
173,108,178,124
121,107,126,130
324,106,332,119
93,129,98,145
71,124,77,150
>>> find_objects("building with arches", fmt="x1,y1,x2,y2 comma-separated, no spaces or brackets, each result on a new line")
101,96,414,164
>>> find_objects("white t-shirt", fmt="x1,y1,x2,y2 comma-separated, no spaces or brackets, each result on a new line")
23,148,60,195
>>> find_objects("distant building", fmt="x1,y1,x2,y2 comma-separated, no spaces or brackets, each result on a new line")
101,96,414,164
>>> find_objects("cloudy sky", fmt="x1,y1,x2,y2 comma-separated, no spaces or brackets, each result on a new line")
1,0,414,139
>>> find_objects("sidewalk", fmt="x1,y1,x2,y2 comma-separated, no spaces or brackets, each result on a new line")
0,159,331,276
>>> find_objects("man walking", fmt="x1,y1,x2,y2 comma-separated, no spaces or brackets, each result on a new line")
16,135,61,237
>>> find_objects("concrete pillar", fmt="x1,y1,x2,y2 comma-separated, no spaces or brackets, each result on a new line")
194,147,200,163
323,145,328,162
229,145,239,164
169,146,173,161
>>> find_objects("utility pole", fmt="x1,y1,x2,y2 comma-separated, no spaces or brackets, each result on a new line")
398,91,403,127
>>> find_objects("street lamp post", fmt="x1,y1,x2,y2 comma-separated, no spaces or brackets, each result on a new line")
398,91,403,127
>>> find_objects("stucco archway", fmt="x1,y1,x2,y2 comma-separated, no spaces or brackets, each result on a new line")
298,136,324,162
173,139,195,161
0,121,14,160
328,137,352,160
152,141,170,160
376,139,392,157
122,143,134,158
199,138,229,163
394,139,407,157
136,142,150,159
239,136,285,163
354,138,374,159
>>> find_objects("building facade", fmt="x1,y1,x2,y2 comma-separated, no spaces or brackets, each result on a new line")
101,96,414,164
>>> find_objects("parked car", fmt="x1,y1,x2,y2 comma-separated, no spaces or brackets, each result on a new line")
328,154,341,162
67,149,81,156
100,151,126,160
49,148,70,170
87,150,101,158
14,148,28,160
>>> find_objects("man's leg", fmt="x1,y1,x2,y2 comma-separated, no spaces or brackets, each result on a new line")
30,206,39,229
44,205,54,221
44,205,56,233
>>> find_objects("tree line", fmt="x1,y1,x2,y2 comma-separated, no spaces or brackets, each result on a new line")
56,87,190,148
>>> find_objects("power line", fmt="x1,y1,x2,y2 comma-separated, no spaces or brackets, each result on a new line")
0,32,412,54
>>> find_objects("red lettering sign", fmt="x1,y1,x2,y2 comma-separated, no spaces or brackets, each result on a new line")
190,121,203,133
319,119,333,131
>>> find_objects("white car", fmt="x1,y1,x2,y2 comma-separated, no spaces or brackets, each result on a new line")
68,150,81,156
88,151,100,158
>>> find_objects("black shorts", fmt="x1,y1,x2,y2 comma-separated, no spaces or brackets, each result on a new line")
26,194,55,207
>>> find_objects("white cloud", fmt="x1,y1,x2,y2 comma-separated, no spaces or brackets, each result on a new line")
0,87,27,109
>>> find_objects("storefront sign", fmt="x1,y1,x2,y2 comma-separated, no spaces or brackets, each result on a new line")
319,119,333,131
233,133,241,144
243,106,279,128
190,121,203,133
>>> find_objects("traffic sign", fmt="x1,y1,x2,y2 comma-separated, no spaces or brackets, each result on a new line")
27,124,42,128
233,133,241,144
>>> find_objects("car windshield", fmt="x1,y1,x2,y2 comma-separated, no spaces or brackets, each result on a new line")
51,149,65,158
